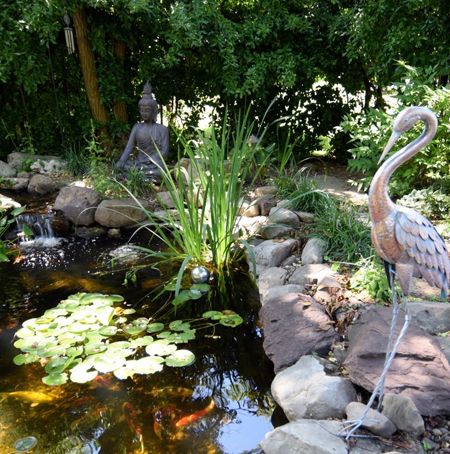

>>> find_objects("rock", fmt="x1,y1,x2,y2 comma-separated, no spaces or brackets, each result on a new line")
259,419,347,454
259,292,338,372
0,160,16,177
0,177,29,191
107,228,121,238
382,393,425,435
271,355,356,420
109,245,147,265
257,267,288,300
349,438,424,454
7,152,64,170
236,215,266,237
437,336,450,364
301,237,327,264
296,211,314,223
259,224,296,239
54,186,101,226
344,306,450,416
408,301,450,335
268,207,301,229
259,196,277,216
261,284,305,307
30,158,65,174
240,200,260,217
74,226,106,239
94,198,150,228
288,264,335,288
155,191,176,209
16,171,31,178
254,186,278,197
27,174,56,195
0,194,21,209
252,239,298,268
346,402,396,437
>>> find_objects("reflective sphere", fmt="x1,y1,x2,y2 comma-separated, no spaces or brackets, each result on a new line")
191,266,210,284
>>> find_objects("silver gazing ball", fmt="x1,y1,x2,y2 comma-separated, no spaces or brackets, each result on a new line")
191,266,210,284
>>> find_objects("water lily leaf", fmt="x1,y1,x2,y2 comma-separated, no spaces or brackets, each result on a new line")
191,283,210,293
116,316,127,324
57,332,85,345
202,311,223,321
70,364,98,383
113,366,135,380
122,308,136,315
14,337,46,352
44,308,68,319
93,356,125,373
96,307,115,325
13,353,39,365
169,320,191,331
37,344,67,358
61,301,81,312
145,340,177,356
130,336,153,347
42,373,68,386
68,322,92,333
165,349,195,367
80,293,106,304
123,324,146,336
219,312,244,327
15,327,35,338
156,331,172,339
84,332,107,343
44,356,68,374
107,341,132,350
171,290,195,308
99,326,118,336
22,318,38,329
146,323,165,333
188,289,203,300
126,356,164,374
84,342,107,355
105,347,135,358
66,346,83,358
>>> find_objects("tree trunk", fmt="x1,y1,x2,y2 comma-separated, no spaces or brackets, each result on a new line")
73,7,109,126
112,40,128,124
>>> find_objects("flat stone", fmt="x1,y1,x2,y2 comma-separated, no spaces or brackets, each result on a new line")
0,177,29,191
260,419,347,454
259,224,296,239
254,186,277,197
236,215,266,237
259,292,337,372
288,264,335,288
0,194,21,209
272,355,356,420
95,198,150,228
408,301,450,335
261,284,305,307
382,393,425,435
155,191,176,209
0,160,16,177
28,174,56,195
346,401,396,437
268,207,301,228
296,211,314,223
344,306,450,416
252,239,298,268
240,200,260,217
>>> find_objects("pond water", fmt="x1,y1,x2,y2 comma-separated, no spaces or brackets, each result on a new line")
0,234,275,453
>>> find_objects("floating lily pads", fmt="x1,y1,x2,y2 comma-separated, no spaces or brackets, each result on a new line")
146,322,165,333
169,320,191,332
165,349,195,367
42,372,68,386
126,356,164,374
70,363,98,384
44,356,68,374
219,311,244,327
202,310,223,321
145,339,177,356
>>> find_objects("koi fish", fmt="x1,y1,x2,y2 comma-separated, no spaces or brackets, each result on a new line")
149,387,193,399
175,398,215,428
123,402,144,452
0,390,56,405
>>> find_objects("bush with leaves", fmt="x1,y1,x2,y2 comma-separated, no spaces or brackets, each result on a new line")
343,64,450,198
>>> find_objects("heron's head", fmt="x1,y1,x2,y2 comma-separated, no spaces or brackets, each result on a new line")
378,106,431,165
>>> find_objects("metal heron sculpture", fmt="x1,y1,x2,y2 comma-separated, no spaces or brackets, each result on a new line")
343,106,450,439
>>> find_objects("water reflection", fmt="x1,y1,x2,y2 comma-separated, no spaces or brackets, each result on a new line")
0,238,274,453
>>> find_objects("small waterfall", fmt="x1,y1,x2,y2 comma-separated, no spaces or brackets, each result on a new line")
16,213,61,247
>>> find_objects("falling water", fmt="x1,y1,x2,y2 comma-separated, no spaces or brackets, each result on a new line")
15,213,62,248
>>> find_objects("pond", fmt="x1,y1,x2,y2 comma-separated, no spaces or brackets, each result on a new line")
0,233,275,453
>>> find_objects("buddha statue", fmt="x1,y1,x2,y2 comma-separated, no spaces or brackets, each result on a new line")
115,81,169,182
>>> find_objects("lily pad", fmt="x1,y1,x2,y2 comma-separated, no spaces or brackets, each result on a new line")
44,356,68,374
99,326,118,336
169,320,191,332
126,356,164,374
146,322,165,333
130,336,154,347
113,366,135,380
13,353,39,365
219,312,244,327
70,364,98,383
15,327,35,338
122,308,136,315
42,372,68,386
93,356,125,373
145,340,177,356
123,324,146,336
202,310,223,321
84,342,107,355
165,349,195,367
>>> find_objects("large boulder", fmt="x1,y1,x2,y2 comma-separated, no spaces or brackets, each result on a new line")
94,198,150,228
259,292,338,372
28,174,56,195
7,152,65,172
271,355,356,420
54,186,101,226
0,160,16,177
344,306,450,416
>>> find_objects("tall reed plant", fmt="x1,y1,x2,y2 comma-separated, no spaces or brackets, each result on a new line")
129,110,262,283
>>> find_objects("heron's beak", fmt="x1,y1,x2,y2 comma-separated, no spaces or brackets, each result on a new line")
378,131,401,165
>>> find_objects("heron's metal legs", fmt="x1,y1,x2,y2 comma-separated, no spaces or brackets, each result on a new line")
340,267,411,440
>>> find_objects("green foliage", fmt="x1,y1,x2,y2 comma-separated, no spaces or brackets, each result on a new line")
13,292,243,385
313,199,373,263
275,172,331,215
0,206,26,262
344,65,450,197
397,189,450,221
350,256,391,302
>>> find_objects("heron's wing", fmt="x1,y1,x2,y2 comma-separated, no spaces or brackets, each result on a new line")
395,208,450,295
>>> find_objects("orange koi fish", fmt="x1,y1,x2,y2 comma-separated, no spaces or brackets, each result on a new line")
175,398,215,428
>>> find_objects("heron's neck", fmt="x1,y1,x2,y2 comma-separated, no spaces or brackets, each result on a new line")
369,116,436,222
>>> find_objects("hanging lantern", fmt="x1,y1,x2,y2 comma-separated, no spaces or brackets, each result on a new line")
63,13,75,55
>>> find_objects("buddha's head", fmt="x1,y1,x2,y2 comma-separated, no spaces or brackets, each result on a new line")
138,81,158,123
